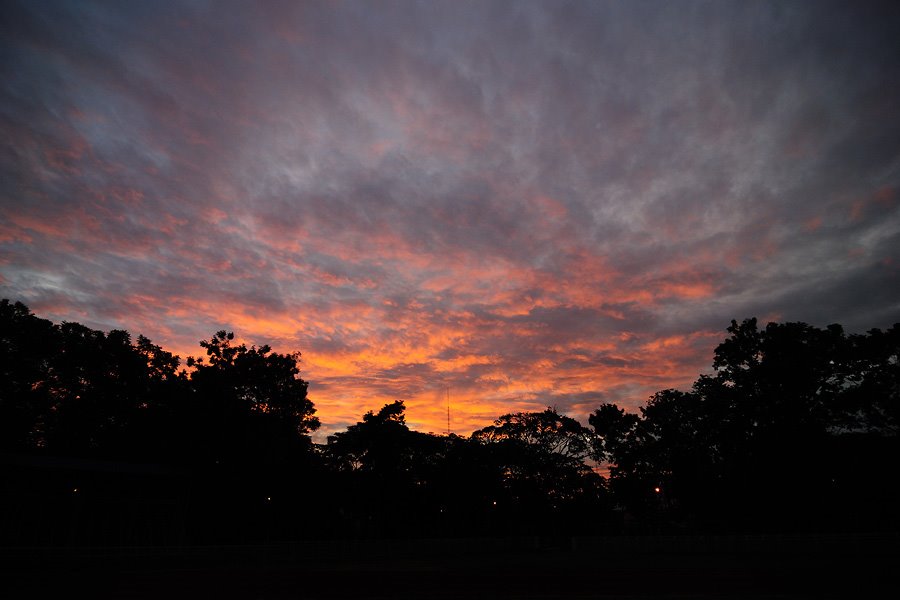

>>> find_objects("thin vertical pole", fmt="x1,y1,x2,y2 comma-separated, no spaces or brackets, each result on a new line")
446,386,451,436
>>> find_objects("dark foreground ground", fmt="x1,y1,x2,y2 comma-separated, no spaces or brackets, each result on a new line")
3,534,897,599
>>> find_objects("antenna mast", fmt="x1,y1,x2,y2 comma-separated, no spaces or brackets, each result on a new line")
446,386,451,436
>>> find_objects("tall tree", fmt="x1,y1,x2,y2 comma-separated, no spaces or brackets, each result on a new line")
0,300,57,450
187,331,320,464
594,318,900,532
472,408,603,526
325,400,416,472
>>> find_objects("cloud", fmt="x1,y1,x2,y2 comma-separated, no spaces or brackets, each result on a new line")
2,0,899,439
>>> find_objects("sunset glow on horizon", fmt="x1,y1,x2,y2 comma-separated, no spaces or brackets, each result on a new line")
2,1,899,439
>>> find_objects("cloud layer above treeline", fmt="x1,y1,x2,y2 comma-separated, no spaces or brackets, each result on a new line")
2,0,899,436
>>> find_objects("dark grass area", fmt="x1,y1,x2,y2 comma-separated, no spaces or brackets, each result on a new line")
3,534,897,599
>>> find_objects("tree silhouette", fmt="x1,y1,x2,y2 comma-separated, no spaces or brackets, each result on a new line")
4,298,898,541
0,300,57,450
183,331,320,477
595,318,900,532
0,300,190,457
588,403,639,465
323,401,455,536
325,400,413,472
472,408,606,534
189,331,319,435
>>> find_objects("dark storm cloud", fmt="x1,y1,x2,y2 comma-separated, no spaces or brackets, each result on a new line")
2,0,899,435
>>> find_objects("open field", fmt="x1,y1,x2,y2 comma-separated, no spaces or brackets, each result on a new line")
3,534,897,599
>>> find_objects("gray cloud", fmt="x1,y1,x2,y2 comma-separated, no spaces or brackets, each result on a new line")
2,0,899,432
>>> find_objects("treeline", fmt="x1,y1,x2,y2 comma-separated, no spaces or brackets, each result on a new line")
1,299,898,544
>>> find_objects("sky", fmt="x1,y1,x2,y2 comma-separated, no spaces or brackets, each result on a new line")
2,0,899,439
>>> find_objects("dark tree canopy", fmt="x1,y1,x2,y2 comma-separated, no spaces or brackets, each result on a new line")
189,330,320,436
0,303,319,463
1,300,58,450
325,400,415,472
595,318,900,531
0,299,188,456
472,408,605,522
2,299,898,543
